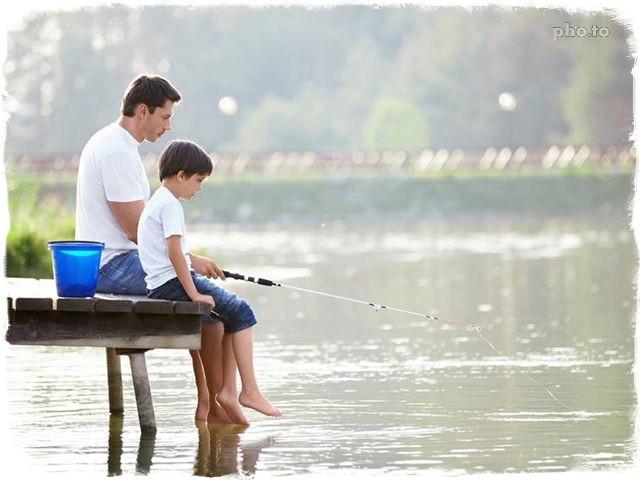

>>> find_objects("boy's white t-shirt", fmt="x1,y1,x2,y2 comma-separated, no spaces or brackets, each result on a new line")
138,186,191,290
75,122,150,266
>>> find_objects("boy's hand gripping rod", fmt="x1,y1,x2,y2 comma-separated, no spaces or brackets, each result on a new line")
222,270,481,332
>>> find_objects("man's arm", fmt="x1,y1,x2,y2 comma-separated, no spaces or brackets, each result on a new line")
108,200,145,243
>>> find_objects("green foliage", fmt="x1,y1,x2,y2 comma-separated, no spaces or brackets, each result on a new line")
236,88,350,152
5,176,75,278
3,6,633,154
5,227,52,278
560,13,633,145
362,97,430,150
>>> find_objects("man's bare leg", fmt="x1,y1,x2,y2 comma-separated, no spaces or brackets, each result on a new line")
190,350,209,422
200,322,232,423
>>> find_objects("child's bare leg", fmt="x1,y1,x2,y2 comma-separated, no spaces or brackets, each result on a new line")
233,328,281,418
190,350,209,422
200,322,232,423
216,333,249,425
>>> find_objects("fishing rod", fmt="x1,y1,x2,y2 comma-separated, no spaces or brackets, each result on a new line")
222,270,481,332
222,269,573,411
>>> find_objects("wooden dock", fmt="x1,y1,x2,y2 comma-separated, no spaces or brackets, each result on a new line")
5,277,208,433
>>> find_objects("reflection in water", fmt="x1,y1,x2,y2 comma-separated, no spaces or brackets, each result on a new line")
193,422,275,477
107,416,123,477
107,415,156,476
136,432,156,474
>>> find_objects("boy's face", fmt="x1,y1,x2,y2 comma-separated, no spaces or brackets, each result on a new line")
178,172,209,200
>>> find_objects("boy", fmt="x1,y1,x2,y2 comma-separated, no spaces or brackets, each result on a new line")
138,140,281,425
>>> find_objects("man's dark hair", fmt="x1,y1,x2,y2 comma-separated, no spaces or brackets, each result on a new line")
121,74,181,117
159,140,213,181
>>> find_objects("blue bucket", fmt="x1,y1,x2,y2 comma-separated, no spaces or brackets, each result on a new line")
48,241,105,297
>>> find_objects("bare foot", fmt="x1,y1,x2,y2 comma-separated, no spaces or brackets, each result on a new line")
217,390,250,425
208,398,233,424
239,390,282,418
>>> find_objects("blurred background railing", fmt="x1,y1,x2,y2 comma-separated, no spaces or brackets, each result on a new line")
5,144,635,176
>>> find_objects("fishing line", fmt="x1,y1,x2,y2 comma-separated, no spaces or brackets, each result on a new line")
222,269,572,411
475,330,572,411
222,270,481,331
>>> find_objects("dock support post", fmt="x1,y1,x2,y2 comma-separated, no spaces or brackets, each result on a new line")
106,347,124,415
128,352,157,434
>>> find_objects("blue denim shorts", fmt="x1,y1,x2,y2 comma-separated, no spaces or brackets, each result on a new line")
97,251,147,295
147,272,258,334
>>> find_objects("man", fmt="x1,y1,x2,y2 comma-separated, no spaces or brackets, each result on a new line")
76,74,225,293
75,74,232,423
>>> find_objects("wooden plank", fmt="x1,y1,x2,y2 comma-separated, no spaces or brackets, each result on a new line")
5,335,201,350
95,298,133,313
14,297,53,311
6,279,200,315
6,310,201,348
95,294,194,315
7,297,14,325
115,348,152,355
175,301,209,315
55,297,96,312
133,300,175,315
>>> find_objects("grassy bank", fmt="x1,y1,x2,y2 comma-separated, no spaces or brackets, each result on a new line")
4,169,634,277
188,170,634,224
5,176,75,277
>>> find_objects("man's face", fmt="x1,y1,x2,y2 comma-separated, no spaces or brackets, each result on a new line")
140,100,174,142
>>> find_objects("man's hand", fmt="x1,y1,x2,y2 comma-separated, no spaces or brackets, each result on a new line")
189,253,226,280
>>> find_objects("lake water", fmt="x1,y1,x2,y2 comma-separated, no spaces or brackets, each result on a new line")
3,175,638,477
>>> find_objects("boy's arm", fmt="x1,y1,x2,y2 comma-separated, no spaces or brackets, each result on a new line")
188,253,226,280
167,235,214,307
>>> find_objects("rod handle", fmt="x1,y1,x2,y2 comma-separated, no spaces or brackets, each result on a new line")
222,270,277,287
222,270,243,280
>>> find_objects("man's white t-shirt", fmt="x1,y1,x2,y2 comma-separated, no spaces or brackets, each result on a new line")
75,122,150,266
138,186,191,290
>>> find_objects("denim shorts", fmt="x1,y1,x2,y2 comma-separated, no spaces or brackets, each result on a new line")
97,251,147,295
147,272,258,334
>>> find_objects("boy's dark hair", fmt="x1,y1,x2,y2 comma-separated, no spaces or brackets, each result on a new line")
159,140,213,181
121,74,181,117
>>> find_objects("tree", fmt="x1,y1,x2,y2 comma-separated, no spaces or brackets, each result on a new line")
362,97,430,150
560,12,633,146
235,88,346,152
3,6,633,154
